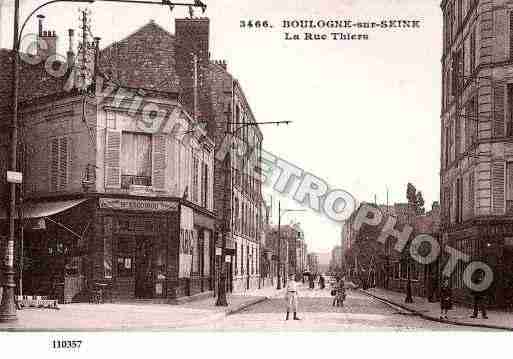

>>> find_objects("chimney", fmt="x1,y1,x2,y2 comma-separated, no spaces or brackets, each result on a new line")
37,14,44,37
175,18,210,121
67,29,75,67
36,15,58,61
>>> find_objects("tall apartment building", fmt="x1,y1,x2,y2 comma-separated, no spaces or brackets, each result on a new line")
440,0,513,306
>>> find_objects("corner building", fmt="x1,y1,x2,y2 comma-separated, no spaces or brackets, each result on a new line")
441,0,513,306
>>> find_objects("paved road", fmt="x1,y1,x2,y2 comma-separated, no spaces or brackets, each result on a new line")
191,288,491,331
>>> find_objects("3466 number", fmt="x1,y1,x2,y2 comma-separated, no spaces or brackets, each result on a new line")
240,20,272,29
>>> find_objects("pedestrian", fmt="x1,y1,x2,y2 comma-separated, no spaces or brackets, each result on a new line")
332,278,346,307
439,277,452,320
285,273,301,320
309,273,315,289
470,271,489,319
319,274,325,290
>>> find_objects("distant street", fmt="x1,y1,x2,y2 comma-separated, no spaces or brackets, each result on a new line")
191,286,489,331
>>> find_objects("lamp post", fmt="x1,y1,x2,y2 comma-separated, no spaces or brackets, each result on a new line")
0,0,207,324
276,201,305,290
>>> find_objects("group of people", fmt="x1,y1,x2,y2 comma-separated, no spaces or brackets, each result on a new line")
439,276,489,320
285,274,347,321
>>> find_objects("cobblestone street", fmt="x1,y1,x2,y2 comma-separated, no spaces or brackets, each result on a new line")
191,287,496,331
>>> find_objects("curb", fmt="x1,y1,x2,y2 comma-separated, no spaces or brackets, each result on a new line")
360,289,513,332
226,296,269,316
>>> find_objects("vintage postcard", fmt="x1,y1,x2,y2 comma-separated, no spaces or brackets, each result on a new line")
0,0,511,356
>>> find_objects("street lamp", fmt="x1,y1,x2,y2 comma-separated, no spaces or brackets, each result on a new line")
215,106,291,306
0,0,208,323
276,201,306,290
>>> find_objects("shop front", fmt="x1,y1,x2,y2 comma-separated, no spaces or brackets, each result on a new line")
1,195,217,303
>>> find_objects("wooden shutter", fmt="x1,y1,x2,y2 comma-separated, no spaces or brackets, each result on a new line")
493,84,505,138
50,138,59,191
105,130,121,188
492,160,506,215
152,134,166,190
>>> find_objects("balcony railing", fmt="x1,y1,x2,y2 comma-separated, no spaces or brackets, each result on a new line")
121,175,152,189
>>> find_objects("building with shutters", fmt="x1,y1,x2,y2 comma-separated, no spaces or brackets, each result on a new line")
0,18,218,303
440,0,513,306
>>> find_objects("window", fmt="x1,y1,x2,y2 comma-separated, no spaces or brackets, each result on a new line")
106,111,116,129
457,0,462,28
121,132,152,188
234,242,238,275
456,178,463,223
192,229,199,273
445,126,450,168
117,256,133,277
241,244,244,274
507,162,513,214
50,137,69,191
469,171,475,217
201,163,208,208
203,231,210,276
508,84,513,136
470,29,476,72
510,12,513,59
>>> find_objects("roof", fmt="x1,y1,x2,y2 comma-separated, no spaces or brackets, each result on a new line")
0,49,70,115
98,20,180,94
0,20,181,122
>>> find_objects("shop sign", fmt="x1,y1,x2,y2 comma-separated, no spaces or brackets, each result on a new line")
99,198,178,212
225,255,231,263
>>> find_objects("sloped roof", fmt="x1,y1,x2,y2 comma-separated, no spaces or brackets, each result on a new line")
0,49,70,114
98,20,180,94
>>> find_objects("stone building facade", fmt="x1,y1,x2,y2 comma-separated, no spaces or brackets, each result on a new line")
0,19,217,302
440,0,513,306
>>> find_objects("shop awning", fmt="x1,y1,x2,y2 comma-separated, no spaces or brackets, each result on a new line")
0,198,88,219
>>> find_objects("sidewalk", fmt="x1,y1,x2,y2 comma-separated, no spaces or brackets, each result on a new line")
0,285,284,331
362,287,513,331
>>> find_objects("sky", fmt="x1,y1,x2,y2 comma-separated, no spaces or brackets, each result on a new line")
0,0,443,254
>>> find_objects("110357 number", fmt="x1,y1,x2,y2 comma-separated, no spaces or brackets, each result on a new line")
52,340,82,350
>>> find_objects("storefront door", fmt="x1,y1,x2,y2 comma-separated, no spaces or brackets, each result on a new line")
135,236,154,299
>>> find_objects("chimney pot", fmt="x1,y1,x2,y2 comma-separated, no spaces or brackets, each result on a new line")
37,14,45,37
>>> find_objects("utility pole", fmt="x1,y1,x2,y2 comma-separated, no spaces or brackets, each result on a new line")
0,0,20,323
277,201,281,290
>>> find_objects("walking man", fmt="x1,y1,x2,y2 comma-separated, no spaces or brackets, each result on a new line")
470,270,489,319
285,273,301,320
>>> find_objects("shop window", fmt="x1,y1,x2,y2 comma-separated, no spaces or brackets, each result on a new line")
117,256,133,277
121,132,152,188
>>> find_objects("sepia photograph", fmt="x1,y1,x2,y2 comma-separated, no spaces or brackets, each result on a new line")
0,0,511,356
